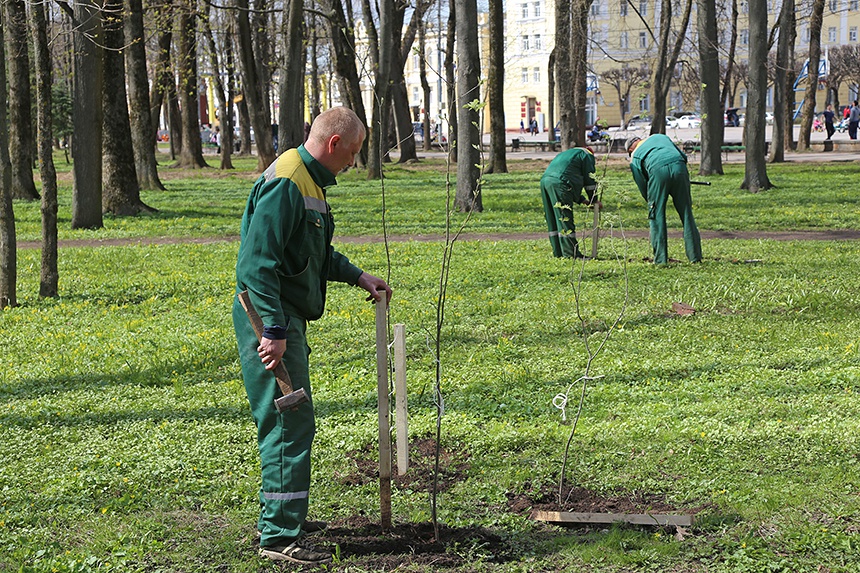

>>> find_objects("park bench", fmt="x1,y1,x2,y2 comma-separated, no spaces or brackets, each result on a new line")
510,138,560,152
682,142,746,160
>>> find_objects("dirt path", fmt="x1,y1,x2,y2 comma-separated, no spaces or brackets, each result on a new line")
15,229,860,250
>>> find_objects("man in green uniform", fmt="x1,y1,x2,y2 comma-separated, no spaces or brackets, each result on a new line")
539,147,599,258
626,135,702,265
233,107,392,565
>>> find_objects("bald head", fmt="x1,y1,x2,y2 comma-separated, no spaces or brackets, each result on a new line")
308,107,366,148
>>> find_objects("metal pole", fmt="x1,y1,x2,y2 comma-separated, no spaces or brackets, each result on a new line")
375,296,392,531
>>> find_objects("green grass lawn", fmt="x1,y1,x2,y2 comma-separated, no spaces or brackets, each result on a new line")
3,156,860,571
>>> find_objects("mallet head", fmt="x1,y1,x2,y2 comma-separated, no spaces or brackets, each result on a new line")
274,388,310,412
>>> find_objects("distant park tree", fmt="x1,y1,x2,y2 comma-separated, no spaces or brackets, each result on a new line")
0,15,16,308
236,0,276,170
741,0,773,192
797,0,824,151
174,1,209,169
31,0,58,297
278,0,306,153
697,0,724,175
649,0,693,136
454,0,482,212
4,0,38,200
770,0,795,162
125,0,166,190
202,9,236,169
600,65,650,129
485,0,507,174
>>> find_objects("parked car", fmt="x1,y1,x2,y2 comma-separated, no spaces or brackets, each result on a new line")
676,114,702,129
765,112,774,125
625,115,652,130
666,116,680,129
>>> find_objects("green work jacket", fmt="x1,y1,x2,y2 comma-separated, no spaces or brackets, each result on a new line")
236,146,363,328
540,148,598,199
629,134,688,201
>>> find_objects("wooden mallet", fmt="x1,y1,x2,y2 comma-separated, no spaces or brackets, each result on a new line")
237,291,310,413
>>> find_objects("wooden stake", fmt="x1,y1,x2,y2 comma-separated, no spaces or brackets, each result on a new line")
375,295,392,531
393,323,408,475
590,201,600,259
533,510,694,528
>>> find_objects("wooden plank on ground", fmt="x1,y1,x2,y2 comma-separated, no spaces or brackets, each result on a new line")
532,510,694,527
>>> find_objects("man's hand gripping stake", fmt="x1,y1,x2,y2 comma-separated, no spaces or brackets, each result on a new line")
238,290,310,412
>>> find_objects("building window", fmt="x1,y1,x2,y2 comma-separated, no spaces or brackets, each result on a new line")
522,35,529,50
740,0,748,12
851,26,858,41
639,0,647,15
620,31,628,48
534,1,541,16
829,27,837,42
639,31,647,48
852,0,858,10
413,53,420,70
522,3,528,18
830,0,838,11
412,87,419,103
639,94,650,113
533,67,541,82
620,0,627,15
534,34,542,50
522,68,529,83
741,29,749,45
591,0,600,15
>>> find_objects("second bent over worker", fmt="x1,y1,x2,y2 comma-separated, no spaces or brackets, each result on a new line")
539,147,599,258
626,134,702,265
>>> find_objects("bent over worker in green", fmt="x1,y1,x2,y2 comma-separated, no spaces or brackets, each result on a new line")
626,135,702,264
233,107,392,565
539,147,600,258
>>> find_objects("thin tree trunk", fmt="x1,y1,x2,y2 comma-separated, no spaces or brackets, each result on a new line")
31,0,58,297
650,0,692,136
103,0,155,215
798,0,824,150
571,0,591,146
278,0,306,153
126,0,166,190
445,1,457,162
485,0,506,173
0,14,16,308
237,94,253,156
770,0,794,162
367,0,393,179
202,10,235,169
698,0,724,174
720,0,739,108
454,0,482,212
741,0,773,193
4,0,38,201
555,0,573,148
71,0,104,229
418,19,433,152
175,3,209,169
236,0,276,169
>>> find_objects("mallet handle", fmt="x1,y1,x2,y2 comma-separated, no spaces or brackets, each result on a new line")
690,180,711,185
237,291,308,411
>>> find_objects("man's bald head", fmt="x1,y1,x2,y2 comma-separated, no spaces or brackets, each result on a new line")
308,107,366,148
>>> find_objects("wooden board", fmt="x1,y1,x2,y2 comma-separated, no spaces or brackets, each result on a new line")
533,510,694,527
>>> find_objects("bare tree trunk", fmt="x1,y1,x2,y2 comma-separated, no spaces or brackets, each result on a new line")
798,0,824,150
720,0,739,108
418,19,433,152
31,0,58,297
236,0,276,169
0,15,16,308
571,0,591,147
103,0,154,215
278,0,306,153
126,0,166,190
454,0,482,212
175,3,209,169
741,0,773,193
485,0,506,173
321,0,369,166
4,0,38,200
367,0,393,179
445,1,457,162
698,0,724,174
770,0,794,162
202,10,235,169
785,15,797,152
555,0,573,148
650,0,692,136
237,92,253,156
71,1,104,229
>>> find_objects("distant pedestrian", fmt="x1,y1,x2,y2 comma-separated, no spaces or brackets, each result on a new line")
849,101,860,140
530,118,538,136
520,119,525,133
823,104,835,140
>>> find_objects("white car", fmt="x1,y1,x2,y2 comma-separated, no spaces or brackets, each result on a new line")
676,115,702,129
665,116,679,129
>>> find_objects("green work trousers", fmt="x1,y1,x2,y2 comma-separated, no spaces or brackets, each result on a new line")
645,161,702,264
233,299,314,548
540,177,583,258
